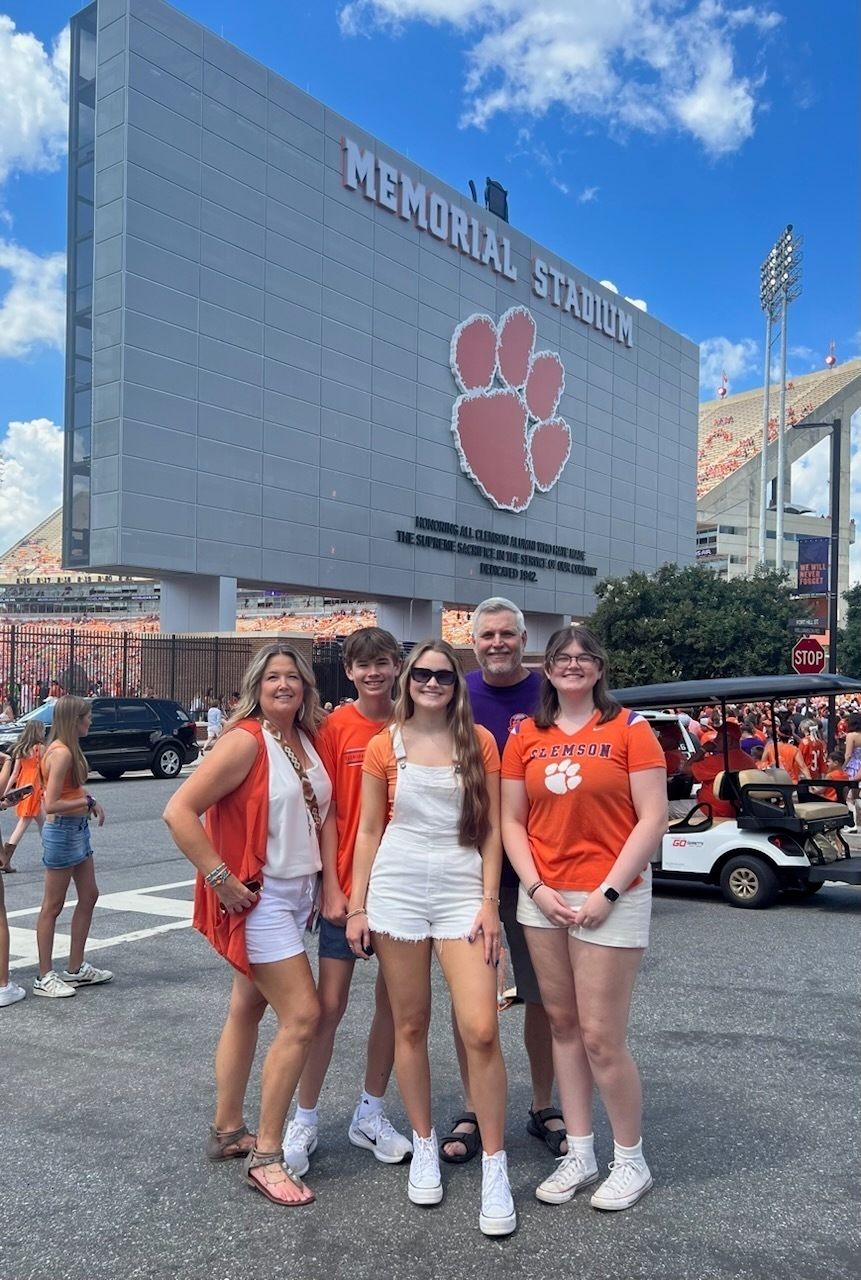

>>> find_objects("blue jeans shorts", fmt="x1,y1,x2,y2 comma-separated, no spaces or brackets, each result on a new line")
317,916,356,962
42,816,93,870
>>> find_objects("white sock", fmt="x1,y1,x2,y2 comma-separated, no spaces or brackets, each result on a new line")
567,1133,597,1167
614,1138,645,1165
295,1105,318,1129
356,1090,384,1119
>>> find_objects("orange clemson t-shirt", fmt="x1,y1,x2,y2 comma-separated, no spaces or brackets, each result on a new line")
316,703,393,898
501,710,666,892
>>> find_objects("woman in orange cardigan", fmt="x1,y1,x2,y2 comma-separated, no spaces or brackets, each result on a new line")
164,643,333,1206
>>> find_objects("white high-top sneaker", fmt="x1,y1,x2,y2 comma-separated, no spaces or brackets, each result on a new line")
407,1130,443,1205
479,1151,517,1236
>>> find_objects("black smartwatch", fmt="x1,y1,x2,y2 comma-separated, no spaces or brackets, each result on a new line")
600,883,620,903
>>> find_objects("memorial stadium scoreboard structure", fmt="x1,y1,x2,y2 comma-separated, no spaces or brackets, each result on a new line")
65,0,699,637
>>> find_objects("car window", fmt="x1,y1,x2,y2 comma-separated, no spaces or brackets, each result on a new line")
117,702,160,726
88,704,116,730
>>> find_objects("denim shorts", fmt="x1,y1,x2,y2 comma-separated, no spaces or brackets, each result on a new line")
317,916,356,962
42,816,93,870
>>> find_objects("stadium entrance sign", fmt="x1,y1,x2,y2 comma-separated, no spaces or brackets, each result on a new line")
342,138,634,348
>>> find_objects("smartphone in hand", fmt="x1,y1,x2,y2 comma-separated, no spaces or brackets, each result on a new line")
3,784,34,805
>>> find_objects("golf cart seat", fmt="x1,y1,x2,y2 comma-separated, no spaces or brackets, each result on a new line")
735,769,851,832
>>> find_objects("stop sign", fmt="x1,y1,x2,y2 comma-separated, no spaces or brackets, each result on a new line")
792,636,825,674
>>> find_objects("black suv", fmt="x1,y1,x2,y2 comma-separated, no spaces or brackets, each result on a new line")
0,698,198,780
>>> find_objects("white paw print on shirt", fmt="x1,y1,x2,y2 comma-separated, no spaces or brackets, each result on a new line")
544,760,582,794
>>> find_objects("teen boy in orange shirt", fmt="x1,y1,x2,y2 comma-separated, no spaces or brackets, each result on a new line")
282,628,412,1174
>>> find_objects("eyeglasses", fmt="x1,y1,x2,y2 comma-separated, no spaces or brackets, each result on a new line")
411,667,457,687
550,652,601,671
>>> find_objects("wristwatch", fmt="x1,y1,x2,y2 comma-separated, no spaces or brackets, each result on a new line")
599,883,620,903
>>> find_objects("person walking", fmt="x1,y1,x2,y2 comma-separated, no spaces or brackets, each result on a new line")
841,713,861,832
1,720,47,873
798,721,827,780
33,697,111,999
346,640,516,1236
283,628,412,1175
441,597,566,1164
760,723,810,783
164,643,332,1207
201,698,224,754
501,625,667,1212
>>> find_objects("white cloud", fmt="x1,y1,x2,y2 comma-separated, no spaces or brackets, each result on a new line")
339,1,782,154
0,240,66,358
0,418,63,552
0,16,69,186
578,185,599,203
699,335,758,394
601,278,649,313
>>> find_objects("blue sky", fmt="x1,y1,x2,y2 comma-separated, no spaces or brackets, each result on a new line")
0,0,858,566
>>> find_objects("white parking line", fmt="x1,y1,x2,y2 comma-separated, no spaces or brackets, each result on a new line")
6,878,196,970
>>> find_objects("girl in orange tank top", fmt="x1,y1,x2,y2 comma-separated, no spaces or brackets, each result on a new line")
0,721,47,873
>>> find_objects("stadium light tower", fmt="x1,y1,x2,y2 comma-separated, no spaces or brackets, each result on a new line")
757,225,802,572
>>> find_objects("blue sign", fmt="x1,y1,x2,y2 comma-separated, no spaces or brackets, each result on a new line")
797,536,829,594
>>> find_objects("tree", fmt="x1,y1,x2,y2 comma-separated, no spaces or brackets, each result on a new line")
837,584,861,678
589,564,808,687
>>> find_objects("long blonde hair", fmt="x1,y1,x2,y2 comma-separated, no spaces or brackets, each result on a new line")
47,696,90,788
11,719,46,760
393,639,490,848
227,644,325,735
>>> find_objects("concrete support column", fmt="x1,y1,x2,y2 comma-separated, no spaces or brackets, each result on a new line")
524,611,569,652
160,575,237,633
375,599,443,646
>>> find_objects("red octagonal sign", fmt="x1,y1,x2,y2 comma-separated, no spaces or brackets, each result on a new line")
792,636,825,674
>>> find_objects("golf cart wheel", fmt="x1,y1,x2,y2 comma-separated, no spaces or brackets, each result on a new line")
797,880,824,896
719,854,779,909
152,744,183,779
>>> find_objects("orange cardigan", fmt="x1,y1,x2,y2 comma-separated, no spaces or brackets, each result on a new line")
192,719,270,978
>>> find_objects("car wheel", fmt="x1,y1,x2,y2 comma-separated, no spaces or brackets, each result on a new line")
152,744,183,779
719,854,780,909
98,769,125,781
796,880,824,895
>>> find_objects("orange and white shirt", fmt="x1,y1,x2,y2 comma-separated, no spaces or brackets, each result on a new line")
501,710,665,892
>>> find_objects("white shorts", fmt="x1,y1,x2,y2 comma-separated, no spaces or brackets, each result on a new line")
367,837,483,942
517,871,652,949
244,873,316,965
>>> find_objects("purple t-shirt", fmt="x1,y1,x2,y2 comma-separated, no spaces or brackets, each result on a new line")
467,667,542,887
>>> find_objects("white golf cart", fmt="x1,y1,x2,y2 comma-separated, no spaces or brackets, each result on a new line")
611,674,861,909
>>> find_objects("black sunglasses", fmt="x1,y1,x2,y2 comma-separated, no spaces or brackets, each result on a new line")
411,666,457,687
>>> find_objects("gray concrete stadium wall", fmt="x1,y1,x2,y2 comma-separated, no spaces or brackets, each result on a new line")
69,0,699,622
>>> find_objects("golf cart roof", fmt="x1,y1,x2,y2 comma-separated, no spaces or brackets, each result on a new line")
610,674,861,711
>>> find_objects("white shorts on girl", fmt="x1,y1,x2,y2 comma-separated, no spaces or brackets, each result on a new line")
517,868,652,949
367,728,483,942
244,873,317,964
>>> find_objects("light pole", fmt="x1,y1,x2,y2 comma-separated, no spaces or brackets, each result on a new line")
792,417,841,747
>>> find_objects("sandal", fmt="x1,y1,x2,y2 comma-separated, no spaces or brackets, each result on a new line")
439,1112,481,1164
206,1123,256,1161
527,1106,567,1157
244,1148,315,1206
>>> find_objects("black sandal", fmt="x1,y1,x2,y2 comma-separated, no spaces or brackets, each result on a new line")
439,1112,481,1164
527,1106,567,1156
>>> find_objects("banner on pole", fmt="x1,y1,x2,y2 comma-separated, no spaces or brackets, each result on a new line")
796,536,829,594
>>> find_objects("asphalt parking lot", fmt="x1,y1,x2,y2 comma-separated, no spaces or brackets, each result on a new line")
2,772,860,1280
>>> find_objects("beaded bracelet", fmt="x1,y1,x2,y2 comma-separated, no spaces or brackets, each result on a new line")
205,862,230,888
345,908,367,921
482,895,501,904
526,880,545,899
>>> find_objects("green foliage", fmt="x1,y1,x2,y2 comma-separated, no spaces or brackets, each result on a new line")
837,585,861,677
589,564,808,687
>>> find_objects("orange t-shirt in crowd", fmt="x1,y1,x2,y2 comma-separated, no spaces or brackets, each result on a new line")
760,740,807,783
316,703,393,897
363,723,500,832
821,767,848,802
691,747,756,818
799,738,827,778
501,710,666,892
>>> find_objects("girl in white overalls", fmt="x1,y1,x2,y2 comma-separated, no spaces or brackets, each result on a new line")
346,640,516,1237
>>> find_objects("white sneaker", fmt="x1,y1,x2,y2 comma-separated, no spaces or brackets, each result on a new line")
0,981,26,1008
282,1118,318,1177
590,1158,653,1210
60,961,113,987
33,970,76,999
408,1130,443,1205
535,1152,600,1204
480,1151,517,1236
349,1108,413,1164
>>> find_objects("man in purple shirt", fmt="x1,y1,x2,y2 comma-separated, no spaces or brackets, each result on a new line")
441,598,566,1163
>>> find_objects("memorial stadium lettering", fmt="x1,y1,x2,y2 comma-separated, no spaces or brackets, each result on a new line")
342,139,634,348
394,517,597,584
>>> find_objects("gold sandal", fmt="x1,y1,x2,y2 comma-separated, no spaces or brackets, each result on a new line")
244,1148,315,1206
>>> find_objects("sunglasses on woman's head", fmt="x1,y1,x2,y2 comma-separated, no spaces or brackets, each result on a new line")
411,667,457,687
